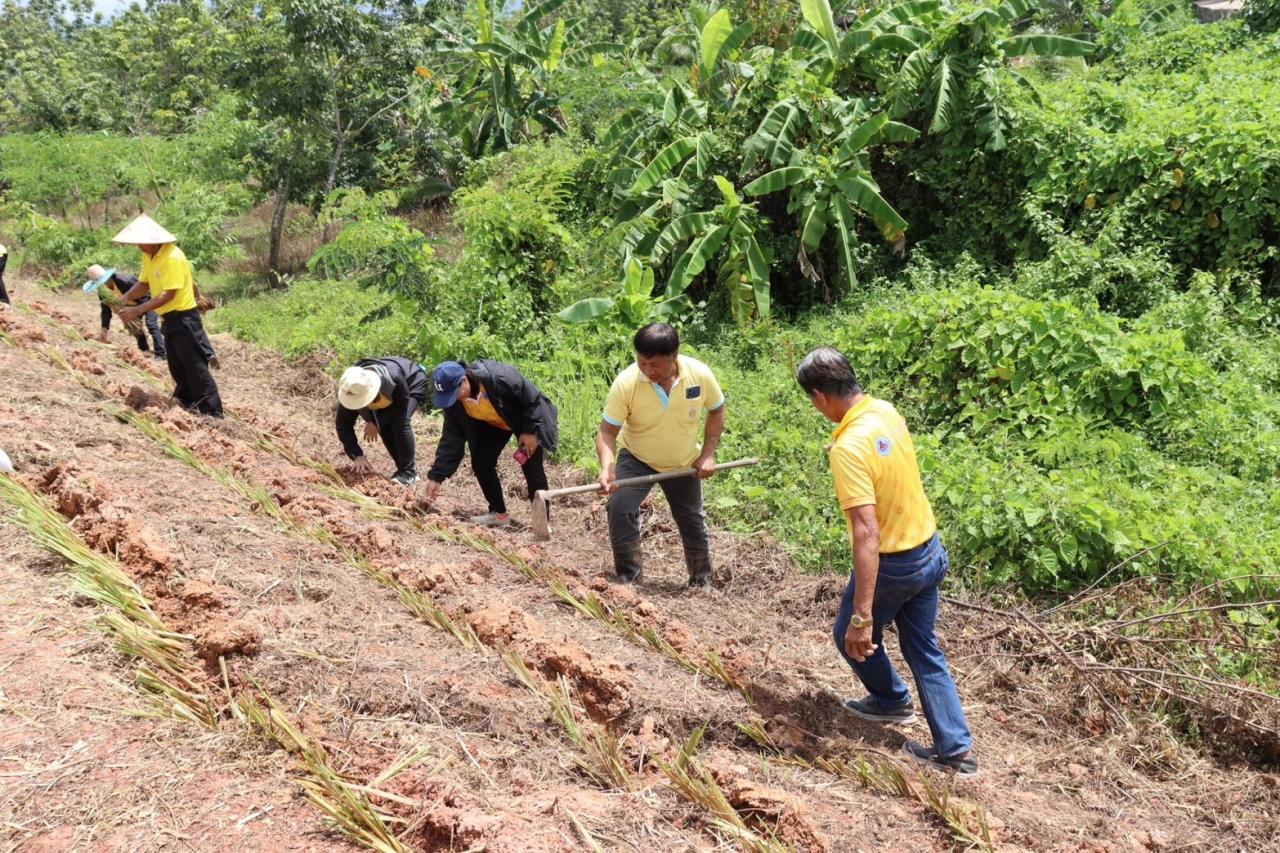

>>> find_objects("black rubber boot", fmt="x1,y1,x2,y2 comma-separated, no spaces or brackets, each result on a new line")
613,542,643,583
685,549,713,588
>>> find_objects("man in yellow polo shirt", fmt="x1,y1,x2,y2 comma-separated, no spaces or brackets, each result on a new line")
597,323,725,588
114,214,223,418
797,346,976,778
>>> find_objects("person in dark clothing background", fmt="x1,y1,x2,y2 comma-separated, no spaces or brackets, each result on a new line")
0,242,11,307
425,359,558,527
85,264,166,359
335,357,430,487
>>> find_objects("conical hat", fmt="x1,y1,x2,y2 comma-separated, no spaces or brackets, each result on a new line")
112,214,177,245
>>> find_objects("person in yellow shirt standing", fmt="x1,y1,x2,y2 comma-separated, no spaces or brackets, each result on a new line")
797,346,976,778
597,323,725,588
114,214,224,418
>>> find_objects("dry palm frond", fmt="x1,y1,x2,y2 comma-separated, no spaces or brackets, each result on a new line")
237,690,407,853
653,724,790,853
0,473,216,728
501,651,635,790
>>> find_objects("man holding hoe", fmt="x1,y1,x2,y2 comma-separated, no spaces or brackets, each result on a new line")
596,323,725,588
796,346,976,778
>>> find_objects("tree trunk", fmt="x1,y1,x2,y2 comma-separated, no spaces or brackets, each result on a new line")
321,129,346,244
267,171,292,288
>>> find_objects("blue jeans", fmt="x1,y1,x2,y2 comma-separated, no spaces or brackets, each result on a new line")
834,534,972,757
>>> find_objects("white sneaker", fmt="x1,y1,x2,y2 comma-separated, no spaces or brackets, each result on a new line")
468,512,510,527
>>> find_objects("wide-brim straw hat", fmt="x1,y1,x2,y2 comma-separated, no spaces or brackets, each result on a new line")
337,366,380,410
112,213,177,245
83,264,115,292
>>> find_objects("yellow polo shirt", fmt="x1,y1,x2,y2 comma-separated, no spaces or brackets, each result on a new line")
463,386,511,431
139,243,196,314
829,396,936,554
603,355,724,471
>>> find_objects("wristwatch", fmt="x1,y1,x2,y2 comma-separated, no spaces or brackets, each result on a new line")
849,613,873,629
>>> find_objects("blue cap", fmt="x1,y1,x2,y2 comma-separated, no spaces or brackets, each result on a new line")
83,267,116,293
432,362,466,408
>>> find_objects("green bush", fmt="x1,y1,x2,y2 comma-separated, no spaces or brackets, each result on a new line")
1245,0,1280,33
1106,20,1249,77
310,190,436,302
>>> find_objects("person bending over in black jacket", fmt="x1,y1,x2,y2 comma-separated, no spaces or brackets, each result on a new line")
335,357,430,487
425,359,558,527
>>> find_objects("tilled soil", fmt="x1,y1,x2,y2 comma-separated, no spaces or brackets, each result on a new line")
1,286,1277,852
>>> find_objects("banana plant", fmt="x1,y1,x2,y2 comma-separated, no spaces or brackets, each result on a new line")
423,0,619,156
870,0,1094,149
743,106,918,289
558,255,688,326
648,175,771,323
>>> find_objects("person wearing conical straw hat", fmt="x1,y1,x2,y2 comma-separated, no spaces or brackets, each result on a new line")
114,214,224,417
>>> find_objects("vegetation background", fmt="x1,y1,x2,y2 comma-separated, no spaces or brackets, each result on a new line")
2,0,1277,759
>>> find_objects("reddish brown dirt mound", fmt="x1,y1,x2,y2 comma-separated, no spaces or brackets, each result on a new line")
39,463,106,518
468,604,633,721
0,310,49,343
81,516,174,578
115,345,167,377
722,772,831,851
194,618,261,663
181,579,233,610
411,779,548,852
122,384,173,412
69,347,106,376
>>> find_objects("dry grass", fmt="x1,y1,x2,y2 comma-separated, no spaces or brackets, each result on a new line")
0,473,218,728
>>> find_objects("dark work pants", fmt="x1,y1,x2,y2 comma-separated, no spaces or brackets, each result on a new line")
0,255,9,304
467,420,549,515
605,450,711,581
373,397,422,480
161,310,223,417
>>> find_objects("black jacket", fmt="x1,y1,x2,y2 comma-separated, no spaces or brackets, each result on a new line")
335,357,429,459
427,359,558,482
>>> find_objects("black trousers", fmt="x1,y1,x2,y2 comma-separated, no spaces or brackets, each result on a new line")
468,421,549,515
161,310,223,417
372,397,423,479
0,255,9,304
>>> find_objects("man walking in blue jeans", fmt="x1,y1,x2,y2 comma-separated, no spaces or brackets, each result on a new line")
797,346,976,777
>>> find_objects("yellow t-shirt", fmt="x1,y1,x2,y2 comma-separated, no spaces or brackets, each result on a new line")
829,396,937,554
603,355,724,472
139,243,196,314
462,386,511,431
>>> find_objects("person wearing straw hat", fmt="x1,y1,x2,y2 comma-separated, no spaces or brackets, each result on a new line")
335,357,430,487
84,264,166,359
113,214,224,418
423,359,558,527
0,241,10,307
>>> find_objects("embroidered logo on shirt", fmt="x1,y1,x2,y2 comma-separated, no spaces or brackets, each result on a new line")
875,436,892,456
685,385,702,399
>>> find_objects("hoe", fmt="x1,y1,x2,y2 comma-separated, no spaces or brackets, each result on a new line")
529,457,759,541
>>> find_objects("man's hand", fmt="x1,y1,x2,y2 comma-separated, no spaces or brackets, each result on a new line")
350,456,374,475
694,453,716,479
118,306,140,323
363,422,379,441
598,465,618,494
844,620,877,662
518,433,538,456
425,479,442,503
98,329,110,343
